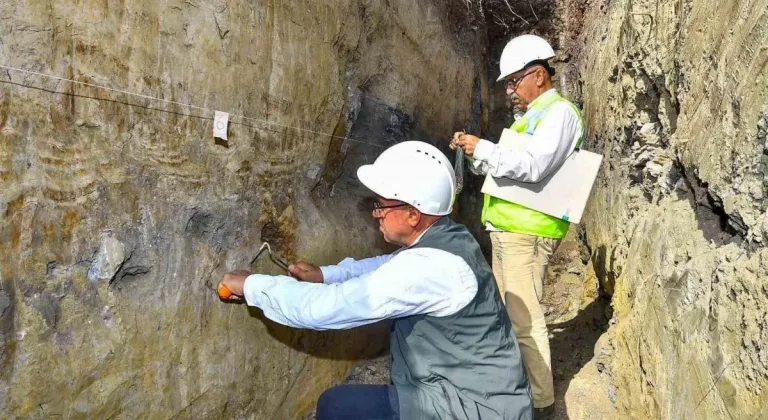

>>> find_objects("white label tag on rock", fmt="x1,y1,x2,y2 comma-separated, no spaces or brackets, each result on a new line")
214,111,229,141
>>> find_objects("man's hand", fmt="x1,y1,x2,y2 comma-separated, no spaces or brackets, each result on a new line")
218,269,251,301
449,131,464,150
288,261,324,283
450,132,480,157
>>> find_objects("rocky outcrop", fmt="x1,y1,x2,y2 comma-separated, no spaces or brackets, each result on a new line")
0,1,486,417
576,0,768,418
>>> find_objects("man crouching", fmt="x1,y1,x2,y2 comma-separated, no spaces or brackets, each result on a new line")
219,141,533,420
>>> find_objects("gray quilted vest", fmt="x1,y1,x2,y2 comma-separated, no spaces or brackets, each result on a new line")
391,217,533,419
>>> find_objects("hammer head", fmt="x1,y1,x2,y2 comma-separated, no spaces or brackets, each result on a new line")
252,241,289,272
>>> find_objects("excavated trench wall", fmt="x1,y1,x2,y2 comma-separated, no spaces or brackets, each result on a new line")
575,0,768,418
0,1,488,417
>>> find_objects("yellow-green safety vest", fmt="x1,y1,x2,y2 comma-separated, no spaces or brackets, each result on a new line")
481,91,584,239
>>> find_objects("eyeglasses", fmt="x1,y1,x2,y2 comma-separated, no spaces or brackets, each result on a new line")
372,202,410,212
504,69,538,90
372,201,410,218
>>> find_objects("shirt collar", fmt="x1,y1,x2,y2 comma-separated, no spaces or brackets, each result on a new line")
407,216,444,248
527,88,557,108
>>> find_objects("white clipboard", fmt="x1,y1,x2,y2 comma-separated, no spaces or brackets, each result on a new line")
480,128,603,224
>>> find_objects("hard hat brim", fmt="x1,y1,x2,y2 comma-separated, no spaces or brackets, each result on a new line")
357,164,392,199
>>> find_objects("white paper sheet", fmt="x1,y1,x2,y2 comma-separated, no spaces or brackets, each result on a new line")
480,128,603,224
213,111,229,141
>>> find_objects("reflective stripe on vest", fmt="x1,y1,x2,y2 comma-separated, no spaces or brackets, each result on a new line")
481,91,584,239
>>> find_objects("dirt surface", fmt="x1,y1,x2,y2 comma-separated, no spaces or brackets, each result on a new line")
543,229,616,420
303,229,617,419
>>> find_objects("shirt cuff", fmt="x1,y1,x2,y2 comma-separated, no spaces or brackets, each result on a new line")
473,139,495,162
320,265,343,284
243,274,274,307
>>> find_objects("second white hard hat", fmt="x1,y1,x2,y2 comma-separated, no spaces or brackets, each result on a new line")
496,34,555,82
357,141,456,216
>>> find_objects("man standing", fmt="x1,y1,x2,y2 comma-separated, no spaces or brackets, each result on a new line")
451,34,584,418
219,141,533,420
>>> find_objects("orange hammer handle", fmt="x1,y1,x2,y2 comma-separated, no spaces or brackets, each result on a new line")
217,283,233,299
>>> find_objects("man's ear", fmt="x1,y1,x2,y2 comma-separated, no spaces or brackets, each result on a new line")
536,66,546,87
407,207,421,227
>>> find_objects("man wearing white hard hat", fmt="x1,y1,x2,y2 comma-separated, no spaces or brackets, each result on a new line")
218,141,533,420
451,34,585,417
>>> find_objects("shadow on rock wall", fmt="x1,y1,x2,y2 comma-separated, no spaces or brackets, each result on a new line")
247,306,391,361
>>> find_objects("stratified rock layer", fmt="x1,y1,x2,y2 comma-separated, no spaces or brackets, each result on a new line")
578,0,768,418
0,1,485,417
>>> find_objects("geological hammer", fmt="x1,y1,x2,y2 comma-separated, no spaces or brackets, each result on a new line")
217,242,289,299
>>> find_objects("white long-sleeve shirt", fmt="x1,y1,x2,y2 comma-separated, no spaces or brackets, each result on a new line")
470,89,583,183
242,233,478,330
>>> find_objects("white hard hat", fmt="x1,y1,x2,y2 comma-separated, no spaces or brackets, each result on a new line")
357,141,456,216
496,34,555,82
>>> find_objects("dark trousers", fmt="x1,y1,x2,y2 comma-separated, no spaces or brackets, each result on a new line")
316,384,399,420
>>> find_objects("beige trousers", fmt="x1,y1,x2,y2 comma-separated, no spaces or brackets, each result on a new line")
490,231,560,408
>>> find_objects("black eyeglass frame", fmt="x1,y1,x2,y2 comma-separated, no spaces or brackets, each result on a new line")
504,68,539,89
372,202,410,211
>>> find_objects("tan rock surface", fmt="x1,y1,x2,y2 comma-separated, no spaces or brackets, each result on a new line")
0,1,486,417
576,0,768,418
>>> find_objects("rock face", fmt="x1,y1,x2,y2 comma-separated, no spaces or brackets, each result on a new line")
576,0,768,418
0,1,486,417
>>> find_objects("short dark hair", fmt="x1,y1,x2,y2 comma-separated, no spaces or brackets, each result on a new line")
524,59,556,77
